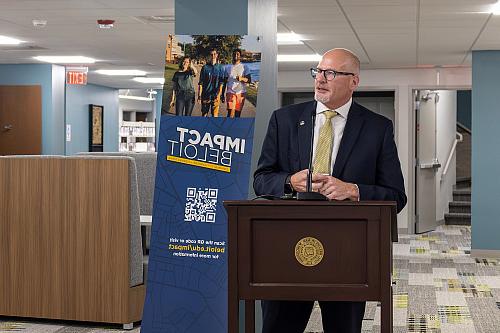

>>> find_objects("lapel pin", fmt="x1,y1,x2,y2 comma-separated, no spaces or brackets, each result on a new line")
299,121,305,126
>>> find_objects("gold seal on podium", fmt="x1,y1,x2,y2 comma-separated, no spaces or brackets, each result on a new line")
294,237,324,267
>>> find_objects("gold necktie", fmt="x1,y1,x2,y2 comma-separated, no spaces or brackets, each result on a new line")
313,110,337,174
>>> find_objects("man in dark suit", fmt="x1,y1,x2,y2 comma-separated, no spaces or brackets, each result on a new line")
253,48,407,333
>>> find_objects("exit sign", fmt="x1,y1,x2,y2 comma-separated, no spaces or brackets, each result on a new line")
66,71,87,85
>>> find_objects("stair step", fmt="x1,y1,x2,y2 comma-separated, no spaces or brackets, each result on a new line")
453,185,471,190
449,201,471,214
455,181,471,189
449,201,471,206
456,176,471,182
445,212,471,226
453,189,471,202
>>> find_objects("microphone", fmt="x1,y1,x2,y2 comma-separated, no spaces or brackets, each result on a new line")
296,109,328,201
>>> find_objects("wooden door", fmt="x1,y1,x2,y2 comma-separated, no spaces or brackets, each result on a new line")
0,85,42,155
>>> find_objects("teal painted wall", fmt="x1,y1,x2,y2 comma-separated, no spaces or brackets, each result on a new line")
471,51,500,251
154,88,163,149
65,83,119,155
175,0,247,35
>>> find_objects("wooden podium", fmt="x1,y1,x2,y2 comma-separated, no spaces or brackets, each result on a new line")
224,200,397,333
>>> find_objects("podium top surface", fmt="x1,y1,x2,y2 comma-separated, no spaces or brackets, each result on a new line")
224,200,397,207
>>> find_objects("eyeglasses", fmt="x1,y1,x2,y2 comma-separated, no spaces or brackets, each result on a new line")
310,68,356,81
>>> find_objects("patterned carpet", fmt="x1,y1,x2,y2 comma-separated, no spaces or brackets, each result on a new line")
1,226,499,333
305,225,500,333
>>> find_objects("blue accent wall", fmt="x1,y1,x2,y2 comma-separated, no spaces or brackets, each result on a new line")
0,64,65,154
154,89,163,149
175,0,247,35
66,84,119,155
471,51,500,251
457,90,471,130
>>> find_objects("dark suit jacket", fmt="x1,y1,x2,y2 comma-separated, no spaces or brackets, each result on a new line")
253,100,407,214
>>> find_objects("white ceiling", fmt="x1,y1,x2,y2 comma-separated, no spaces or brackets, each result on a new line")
1,0,499,87
278,0,500,71
0,0,174,89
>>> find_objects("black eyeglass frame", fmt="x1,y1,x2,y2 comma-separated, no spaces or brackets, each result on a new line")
310,67,356,81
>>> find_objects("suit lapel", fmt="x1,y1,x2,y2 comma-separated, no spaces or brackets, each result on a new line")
332,102,365,178
298,101,317,170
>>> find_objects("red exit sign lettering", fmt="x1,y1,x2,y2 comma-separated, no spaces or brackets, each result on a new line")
66,71,87,85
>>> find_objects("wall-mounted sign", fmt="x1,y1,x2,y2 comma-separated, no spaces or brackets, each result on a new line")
66,71,87,85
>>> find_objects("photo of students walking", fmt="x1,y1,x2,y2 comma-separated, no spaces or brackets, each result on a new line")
161,34,261,118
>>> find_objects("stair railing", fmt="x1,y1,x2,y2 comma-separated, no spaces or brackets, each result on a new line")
441,132,463,181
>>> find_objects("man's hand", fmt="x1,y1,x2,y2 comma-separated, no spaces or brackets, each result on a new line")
314,174,359,201
290,169,323,192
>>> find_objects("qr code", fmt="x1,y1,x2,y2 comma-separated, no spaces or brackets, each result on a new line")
185,187,218,223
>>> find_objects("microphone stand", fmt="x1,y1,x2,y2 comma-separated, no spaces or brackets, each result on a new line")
296,110,328,201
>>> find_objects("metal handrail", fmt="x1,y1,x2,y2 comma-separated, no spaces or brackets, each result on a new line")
442,132,463,180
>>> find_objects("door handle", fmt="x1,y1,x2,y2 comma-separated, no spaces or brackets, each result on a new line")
419,162,441,169
3,124,13,131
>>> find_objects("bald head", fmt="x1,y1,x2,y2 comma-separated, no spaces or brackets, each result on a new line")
314,48,360,109
322,48,360,75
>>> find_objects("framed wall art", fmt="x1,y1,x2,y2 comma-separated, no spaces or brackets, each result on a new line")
89,104,104,152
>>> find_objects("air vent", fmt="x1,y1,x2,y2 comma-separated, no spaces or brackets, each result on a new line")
135,15,175,23
0,45,48,51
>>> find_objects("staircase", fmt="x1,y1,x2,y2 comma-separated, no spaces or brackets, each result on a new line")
444,177,471,225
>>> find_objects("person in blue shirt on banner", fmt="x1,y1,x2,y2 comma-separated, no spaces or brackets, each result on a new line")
197,48,225,117
254,48,406,333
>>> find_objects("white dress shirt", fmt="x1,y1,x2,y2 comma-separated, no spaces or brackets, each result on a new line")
312,98,352,174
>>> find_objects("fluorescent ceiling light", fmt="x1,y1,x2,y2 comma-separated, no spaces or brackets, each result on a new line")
119,95,154,101
33,56,96,64
133,77,165,84
0,35,24,45
277,32,303,45
492,1,500,14
277,54,321,62
96,69,147,76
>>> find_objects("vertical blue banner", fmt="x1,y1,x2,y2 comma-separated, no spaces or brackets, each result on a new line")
142,116,254,332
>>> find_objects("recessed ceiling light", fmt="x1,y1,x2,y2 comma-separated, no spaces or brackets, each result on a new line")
277,54,321,62
133,77,165,84
32,19,47,28
492,1,500,15
0,35,24,45
96,69,147,76
277,32,303,45
119,95,155,101
33,56,96,64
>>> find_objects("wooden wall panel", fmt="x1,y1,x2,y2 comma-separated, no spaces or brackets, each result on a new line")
0,159,44,315
0,158,143,324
